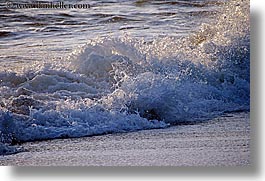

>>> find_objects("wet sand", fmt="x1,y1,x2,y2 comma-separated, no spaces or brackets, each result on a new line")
0,112,250,166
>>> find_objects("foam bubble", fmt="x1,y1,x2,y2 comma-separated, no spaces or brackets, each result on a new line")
0,0,249,146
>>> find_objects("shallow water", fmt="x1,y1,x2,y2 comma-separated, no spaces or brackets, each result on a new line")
0,0,249,146
0,112,250,166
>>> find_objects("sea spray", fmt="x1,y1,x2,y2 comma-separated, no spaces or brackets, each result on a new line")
0,0,249,149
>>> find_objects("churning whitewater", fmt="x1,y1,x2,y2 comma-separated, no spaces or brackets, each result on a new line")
0,0,249,153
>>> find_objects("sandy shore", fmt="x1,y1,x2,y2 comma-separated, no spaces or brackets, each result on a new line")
0,112,250,166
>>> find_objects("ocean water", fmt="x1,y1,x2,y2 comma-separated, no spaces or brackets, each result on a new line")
0,0,249,152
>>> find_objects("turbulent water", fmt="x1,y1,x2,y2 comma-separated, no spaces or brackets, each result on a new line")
0,0,249,153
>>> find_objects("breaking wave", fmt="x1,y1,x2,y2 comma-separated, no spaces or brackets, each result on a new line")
0,0,249,147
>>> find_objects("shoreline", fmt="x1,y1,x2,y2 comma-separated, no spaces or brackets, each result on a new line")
0,112,250,166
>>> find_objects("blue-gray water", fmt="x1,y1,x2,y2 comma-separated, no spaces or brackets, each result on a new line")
0,0,249,152
0,0,223,65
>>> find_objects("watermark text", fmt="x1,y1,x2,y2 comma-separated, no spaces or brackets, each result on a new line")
6,1,91,9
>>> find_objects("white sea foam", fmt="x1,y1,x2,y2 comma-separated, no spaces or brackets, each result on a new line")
0,0,249,147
